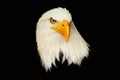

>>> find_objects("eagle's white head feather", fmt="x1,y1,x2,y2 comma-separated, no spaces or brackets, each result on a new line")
36,7,89,71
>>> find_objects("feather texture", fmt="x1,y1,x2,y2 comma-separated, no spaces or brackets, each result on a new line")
36,7,89,71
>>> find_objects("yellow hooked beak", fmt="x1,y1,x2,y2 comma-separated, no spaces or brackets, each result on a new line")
51,20,70,42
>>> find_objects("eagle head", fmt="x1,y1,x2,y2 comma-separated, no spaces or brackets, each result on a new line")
36,7,89,71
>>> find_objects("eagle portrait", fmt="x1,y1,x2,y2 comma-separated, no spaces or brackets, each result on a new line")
36,7,89,71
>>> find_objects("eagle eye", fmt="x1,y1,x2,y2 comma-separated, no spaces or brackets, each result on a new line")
50,18,57,24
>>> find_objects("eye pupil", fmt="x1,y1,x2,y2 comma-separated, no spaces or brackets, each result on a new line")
50,18,56,24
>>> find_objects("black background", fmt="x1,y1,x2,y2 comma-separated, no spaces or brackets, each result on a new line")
2,0,118,80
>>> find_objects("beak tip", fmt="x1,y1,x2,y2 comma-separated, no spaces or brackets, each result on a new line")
66,35,70,42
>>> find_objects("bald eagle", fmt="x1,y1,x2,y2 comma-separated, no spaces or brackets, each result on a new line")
36,7,89,71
